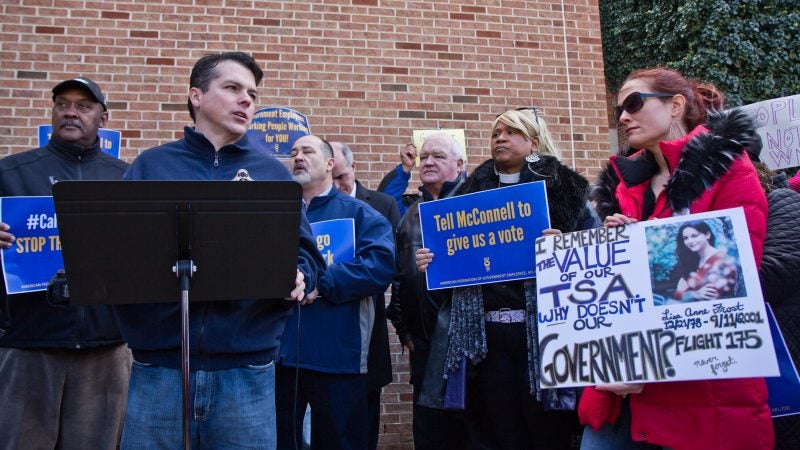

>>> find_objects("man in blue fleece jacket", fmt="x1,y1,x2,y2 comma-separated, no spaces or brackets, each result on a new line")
115,52,325,449
276,135,395,450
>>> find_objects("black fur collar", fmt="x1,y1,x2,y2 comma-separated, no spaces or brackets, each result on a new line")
592,108,757,218
459,156,589,232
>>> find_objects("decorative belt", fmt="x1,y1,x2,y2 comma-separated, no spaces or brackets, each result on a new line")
484,308,526,323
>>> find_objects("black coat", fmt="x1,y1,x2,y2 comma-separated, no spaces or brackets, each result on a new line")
760,188,800,449
355,180,400,391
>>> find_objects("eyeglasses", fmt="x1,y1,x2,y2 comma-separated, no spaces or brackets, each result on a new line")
497,106,540,125
614,92,675,122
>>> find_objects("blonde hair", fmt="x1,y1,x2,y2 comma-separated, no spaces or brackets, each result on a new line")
492,108,561,159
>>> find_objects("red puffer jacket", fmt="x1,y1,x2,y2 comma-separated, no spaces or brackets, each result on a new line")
583,109,773,450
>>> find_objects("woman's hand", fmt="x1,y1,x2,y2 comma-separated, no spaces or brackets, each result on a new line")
603,213,637,228
596,382,644,398
542,228,562,236
695,285,720,300
416,248,433,272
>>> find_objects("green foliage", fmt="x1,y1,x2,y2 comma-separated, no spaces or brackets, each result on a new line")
599,0,800,106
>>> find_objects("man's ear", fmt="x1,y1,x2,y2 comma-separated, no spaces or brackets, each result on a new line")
189,87,202,109
99,110,109,128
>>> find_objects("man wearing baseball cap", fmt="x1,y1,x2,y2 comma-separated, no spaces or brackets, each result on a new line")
0,77,131,449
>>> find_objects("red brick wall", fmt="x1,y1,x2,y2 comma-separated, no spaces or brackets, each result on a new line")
0,1,608,447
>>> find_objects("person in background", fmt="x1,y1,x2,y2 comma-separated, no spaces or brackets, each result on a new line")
416,109,593,449
378,142,429,216
583,67,772,450
116,52,324,449
0,77,131,449
277,135,394,450
330,141,399,450
386,132,470,449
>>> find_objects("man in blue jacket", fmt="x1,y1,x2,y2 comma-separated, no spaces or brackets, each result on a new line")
0,77,131,449
115,52,325,449
276,135,395,450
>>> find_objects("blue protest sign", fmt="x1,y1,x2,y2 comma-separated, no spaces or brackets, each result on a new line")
310,219,355,265
38,125,121,159
248,107,310,158
419,182,550,290
0,196,63,294
766,303,800,417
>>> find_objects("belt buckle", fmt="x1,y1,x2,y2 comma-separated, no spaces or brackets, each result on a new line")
499,308,511,323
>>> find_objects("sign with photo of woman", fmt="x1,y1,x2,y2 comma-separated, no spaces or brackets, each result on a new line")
535,207,778,388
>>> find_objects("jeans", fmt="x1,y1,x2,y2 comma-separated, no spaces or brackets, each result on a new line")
121,360,277,450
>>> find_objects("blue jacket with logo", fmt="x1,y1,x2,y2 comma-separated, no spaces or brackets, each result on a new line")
0,137,129,349
279,187,395,374
115,127,325,370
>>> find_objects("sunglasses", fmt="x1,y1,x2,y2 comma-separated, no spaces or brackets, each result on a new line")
614,92,675,122
497,106,540,124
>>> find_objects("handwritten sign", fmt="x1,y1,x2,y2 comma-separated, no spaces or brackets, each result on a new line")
38,125,121,159
0,196,63,294
248,107,310,158
535,208,778,388
740,94,800,170
310,219,355,265
420,182,550,290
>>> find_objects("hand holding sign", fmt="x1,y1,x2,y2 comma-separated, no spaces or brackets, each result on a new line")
0,222,14,249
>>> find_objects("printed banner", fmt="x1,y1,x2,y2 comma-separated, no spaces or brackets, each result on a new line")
420,182,550,290
765,303,800,418
739,94,800,170
310,219,355,265
0,196,63,294
535,208,778,388
38,125,121,159
248,107,310,158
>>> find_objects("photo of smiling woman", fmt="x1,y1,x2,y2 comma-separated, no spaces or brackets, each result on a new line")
673,220,742,302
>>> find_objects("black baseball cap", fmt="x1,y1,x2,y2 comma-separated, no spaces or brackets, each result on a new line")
51,77,107,110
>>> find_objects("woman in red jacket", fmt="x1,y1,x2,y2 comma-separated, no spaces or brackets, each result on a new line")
581,67,773,450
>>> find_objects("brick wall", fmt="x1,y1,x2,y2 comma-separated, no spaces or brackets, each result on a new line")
0,1,608,447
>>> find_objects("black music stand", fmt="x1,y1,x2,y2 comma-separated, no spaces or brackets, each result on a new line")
53,180,303,450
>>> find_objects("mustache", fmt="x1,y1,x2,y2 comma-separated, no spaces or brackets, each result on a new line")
59,120,82,129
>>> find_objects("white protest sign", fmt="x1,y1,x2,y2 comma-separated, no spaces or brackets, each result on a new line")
534,208,778,389
740,94,800,170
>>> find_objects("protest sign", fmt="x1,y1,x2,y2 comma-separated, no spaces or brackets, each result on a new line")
535,208,778,389
248,107,310,158
0,196,63,294
740,94,800,170
420,182,549,290
765,303,800,418
38,125,121,159
310,218,355,265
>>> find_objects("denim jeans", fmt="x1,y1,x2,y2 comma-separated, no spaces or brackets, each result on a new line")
121,360,276,450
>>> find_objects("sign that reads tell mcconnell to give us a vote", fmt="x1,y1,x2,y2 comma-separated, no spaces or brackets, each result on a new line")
534,208,778,389
420,182,550,290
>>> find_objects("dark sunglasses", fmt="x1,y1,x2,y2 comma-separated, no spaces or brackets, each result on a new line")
614,92,675,122
497,106,540,125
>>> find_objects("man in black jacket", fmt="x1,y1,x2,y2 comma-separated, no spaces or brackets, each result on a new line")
0,77,131,449
331,141,400,450
384,132,470,450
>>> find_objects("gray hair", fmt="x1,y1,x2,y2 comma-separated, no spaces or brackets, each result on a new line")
421,132,466,162
332,142,354,165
